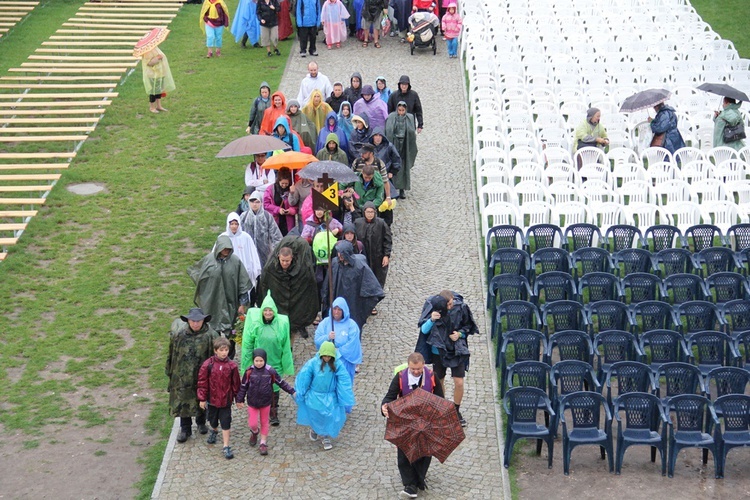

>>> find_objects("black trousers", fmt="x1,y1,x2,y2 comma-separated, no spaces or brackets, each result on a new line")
297,26,317,54
397,448,431,490
179,409,206,431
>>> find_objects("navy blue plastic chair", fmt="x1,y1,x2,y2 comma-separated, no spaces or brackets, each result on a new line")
732,330,750,371
605,224,643,253
563,223,602,252
604,361,655,409
578,272,621,303
639,329,690,373
724,223,750,252
643,224,682,253
612,248,655,277
713,394,750,477
571,247,614,280
498,329,547,398
503,386,555,469
487,248,531,285
673,301,723,335
693,247,741,277
530,247,572,276
613,392,668,475
683,224,724,253
549,360,601,437
654,362,705,406
486,224,525,263
687,331,738,378
705,366,750,402
559,391,614,475
489,274,533,332
534,271,577,304
666,394,722,478
720,300,750,335
630,300,676,336
542,300,586,336
593,330,642,386
546,330,593,365
653,248,698,277
494,300,541,339
661,273,709,305
586,300,633,336
620,273,662,305
704,272,749,304
525,223,564,254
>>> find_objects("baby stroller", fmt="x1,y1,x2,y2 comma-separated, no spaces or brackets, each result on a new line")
407,11,439,55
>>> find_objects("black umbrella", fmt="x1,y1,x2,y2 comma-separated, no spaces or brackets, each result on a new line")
697,82,750,102
216,135,291,158
619,88,672,113
298,160,359,184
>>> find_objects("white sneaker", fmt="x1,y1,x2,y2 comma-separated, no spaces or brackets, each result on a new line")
321,437,333,450
309,429,318,441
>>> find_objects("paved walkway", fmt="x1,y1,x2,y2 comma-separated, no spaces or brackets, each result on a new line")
153,35,508,499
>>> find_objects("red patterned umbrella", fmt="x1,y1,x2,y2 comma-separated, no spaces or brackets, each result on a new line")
384,389,465,463
133,28,170,57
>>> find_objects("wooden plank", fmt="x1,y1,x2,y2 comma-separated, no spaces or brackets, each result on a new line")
28,56,136,62
0,152,75,159
36,48,134,54
69,17,166,24
0,135,88,142
85,2,184,5
0,223,27,231
0,17,23,22
0,163,69,170
0,253,7,261
21,62,133,68
0,210,38,217
79,7,179,13
0,92,118,98
0,238,19,246
49,36,144,40
8,68,128,73
1,75,122,81
0,186,53,192
0,2,40,5
0,84,116,89
0,126,95,133
0,109,106,115
42,41,143,47
62,23,168,29
2,117,101,124
55,29,159,34
0,174,60,181
74,13,175,19
0,101,112,107
0,198,47,205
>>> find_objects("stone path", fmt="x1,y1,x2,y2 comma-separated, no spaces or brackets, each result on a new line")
153,35,508,499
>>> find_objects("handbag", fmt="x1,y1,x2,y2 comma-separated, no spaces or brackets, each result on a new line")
723,121,747,142
650,133,665,148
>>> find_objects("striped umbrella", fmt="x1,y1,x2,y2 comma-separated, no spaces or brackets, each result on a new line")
133,28,170,57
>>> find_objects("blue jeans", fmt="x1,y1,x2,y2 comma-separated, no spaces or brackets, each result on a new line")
205,25,224,48
446,37,458,56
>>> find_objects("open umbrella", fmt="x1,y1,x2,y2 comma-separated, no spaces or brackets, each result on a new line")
216,135,291,158
619,88,672,113
697,82,750,102
261,151,318,170
384,388,465,464
298,160,359,184
133,28,170,57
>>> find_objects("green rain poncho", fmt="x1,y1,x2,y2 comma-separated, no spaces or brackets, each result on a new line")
241,292,294,391
385,109,418,191
713,102,746,151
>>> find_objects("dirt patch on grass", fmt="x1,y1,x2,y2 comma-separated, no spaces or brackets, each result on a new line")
113,328,135,350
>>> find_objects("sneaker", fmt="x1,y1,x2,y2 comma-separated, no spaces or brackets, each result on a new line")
399,486,418,499
267,52,273,57
176,428,190,443
223,446,234,459
309,429,318,441
197,423,208,435
390,31,397,37
274,48,281,55
206,429,218,444
259,443,268,455
270,414,280,426
309,51,318,56
300,52,307,58
249,430,258,446
457,410,467,427
321,437,333,450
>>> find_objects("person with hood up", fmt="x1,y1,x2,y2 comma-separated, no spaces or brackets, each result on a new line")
138,46,174,114
441,1,462,58
301,90,333,135
257,234,320,337
241,190,283,267
321,0,350,49
354,84,388,130
231,0,261,48
375,76,391,103
713,97,746,151
649,102,686,155
338,101,355,141
263,166,299,235
387,75,424,132
344,72,363,106
272,115,301,152
236,348,296,455
348,112,371,161
316,111,350,154
219,212,262,288
166,308,220,443
188,235,252,360
259,91,288,135
354,201,391,296
370,126,402,193
352,142,393,205
314,297,362,388
246,82,271,134
573,107,609,153
322,240,385,332
295,341,355,450
301,204,343,244
256,0,282,57
241,292,295,426
327,82,347,116
385,101,418,198
200,0,230,58
338,222,364,253
316,132,349,164
237,185,254,216
286,99,317,150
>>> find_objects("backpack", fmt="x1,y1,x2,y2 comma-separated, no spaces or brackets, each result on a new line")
312,230,338,264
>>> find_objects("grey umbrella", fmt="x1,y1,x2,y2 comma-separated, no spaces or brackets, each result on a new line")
216,135,291,158
298,160,360,184
697,83,750,102
619,89,672,113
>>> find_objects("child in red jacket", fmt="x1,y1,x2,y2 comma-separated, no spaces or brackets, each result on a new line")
197,337,241,459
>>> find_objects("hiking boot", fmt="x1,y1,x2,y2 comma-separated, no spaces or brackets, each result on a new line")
197,423,209,435
399,486,418,499
309,429,318,441
274,48,281,56
223,446,234,459
321,437,333,450
457,410,467,427
206,429,218,444
249,430,258,446
176,428,190,443
259,443,268,455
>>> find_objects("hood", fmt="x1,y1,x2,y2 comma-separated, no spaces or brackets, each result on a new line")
446,1,456,8
352,112,370,128
375,76,387,87
325,111,339,129
338,100,352,116
225,212,244,236
397,75,411,92
335,240,354,262
273,115,292,135
259,81,270,94
318,341,337,358
342,222,356,236
361,84,375,97
350,72,362,88
271,90,287,109
214,234,233,259
259,290,279,315
286,98,301,113
307,89,324,108
330,296,351,322
325,132,340,147
429,295,449,316
369,126,390,146
723,103,744,126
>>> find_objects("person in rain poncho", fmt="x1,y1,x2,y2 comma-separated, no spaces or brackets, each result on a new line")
316,110,350,154
348,112,372,162
375,76,391,103
295,341,355,450
649,102,686,155
246,82,271,135
573,107,609,153
188,235,252,360
231,0,261,48
713,97,746,151
272,115,301,152
354,85,388,130
316,132,349,164
219,212,262,286
354,201,391,293
338,101,354,139
302,89,334,134
241,190,283,267
287,99,317,151
200,0,230,58
314,297,362,385
241,291,294,426
138,47,175,114
321,0,350,49
259,91,288,136
385,101,418,198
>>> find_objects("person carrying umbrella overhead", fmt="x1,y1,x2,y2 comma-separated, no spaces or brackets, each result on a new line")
381,352,447,499
133,28,175,114
713,97,746,151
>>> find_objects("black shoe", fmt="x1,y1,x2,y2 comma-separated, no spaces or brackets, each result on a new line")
241,33,248,47
267,51,273,57
197,423,209,434
223,446,234,459
270,415,280,426
457,410,467,427
300,52,307,58
253,42,261,48
274,48,281,56
399,486,418,499
176,428,190,443
309,51,318,56
298,327,309,339
206,429,218,444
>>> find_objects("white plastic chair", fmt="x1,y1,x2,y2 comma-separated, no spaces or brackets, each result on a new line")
652,179,694,206
519,201,553,229
551,201,593,229
590,202,626,233
508,146,542,167
541,145,573,166
544,163,581,186
618,180,655,206
715,159,748,183
574,146,608,169
547,181,583,205
473,130,508,160
646,161,679,185
580,179,621,206
641,147,674,167
483,201,521,237
689,178,730,204
661,202,702,231
700,200,742,232
630,121,653,154
510,162,544,184
578,162,611,184
708,146,739,166
476,146,508,168
623,203,665,228
679,160,715,183
673,146,706,166
611,162,647,189
726,180,750,207
608,147,641,169
477,162,510,191
514,180,553,205
480,182,517,212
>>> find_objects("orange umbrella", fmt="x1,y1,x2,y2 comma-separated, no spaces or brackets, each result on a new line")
262,151,318,170
133,28,170,57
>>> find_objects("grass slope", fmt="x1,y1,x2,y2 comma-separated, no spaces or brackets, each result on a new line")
691,0,750,58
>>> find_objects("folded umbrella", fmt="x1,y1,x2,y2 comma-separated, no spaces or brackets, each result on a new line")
298,160,359,184
697,82,750,102
619,88,672,113
216,135,291,158
261,151,318,170
384,389,465,464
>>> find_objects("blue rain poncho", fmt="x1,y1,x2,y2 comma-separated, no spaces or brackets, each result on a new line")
314,297,362,383
231,0,260,44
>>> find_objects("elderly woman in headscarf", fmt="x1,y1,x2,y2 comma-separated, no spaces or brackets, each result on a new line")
241,190,283,267
574,107,609,153
301,89,333,134
385,101,417,199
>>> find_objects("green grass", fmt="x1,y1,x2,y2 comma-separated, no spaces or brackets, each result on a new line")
0,0,289,497
691,1,750,58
